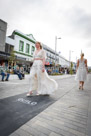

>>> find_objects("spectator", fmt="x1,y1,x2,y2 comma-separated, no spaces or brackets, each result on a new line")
8,63,13,73
14,66,22,80
20,67,25,79
65,68,67,74
13,63,18,71
27,67,30,74
0,63,10,81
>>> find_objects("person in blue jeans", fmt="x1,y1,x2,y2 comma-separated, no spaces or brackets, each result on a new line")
14,66,22,80
0,63,10,81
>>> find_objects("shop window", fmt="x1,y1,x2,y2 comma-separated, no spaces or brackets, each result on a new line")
31,46,35,55
26,44,30,54
19,41,24,52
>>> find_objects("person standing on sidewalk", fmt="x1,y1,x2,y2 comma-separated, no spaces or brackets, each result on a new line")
75,53,88,90
27,42,58,96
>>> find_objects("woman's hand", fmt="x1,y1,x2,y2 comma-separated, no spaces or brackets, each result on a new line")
42,65,45,72
42,59,45,73
42,67,45,72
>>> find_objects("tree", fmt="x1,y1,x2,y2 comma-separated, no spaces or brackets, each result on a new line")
8,49,16,65
69,62,73,75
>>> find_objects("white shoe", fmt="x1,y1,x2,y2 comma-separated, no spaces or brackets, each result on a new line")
26,92,33,97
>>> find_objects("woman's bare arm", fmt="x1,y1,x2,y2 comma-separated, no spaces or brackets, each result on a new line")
85,59,88,72
42,50,46,72
76,59,79,72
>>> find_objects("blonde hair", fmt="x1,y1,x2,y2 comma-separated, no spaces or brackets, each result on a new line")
81,53,84,57
35,41,42,49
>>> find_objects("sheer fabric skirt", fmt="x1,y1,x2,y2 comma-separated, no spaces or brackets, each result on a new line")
29,60,58,94
75,67,87,82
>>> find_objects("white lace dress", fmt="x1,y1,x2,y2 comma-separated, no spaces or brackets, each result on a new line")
75,58,87,81
29,49,58,94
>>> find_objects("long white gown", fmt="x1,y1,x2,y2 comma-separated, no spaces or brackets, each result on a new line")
29,49,58,94
75,58,87,81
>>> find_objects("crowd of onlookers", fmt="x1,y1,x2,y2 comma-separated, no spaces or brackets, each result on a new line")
0,63,25,81
0,62,73,82
46,67,70,75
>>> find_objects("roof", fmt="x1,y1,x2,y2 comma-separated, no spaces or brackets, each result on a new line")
0,19,7,24
6,36,15,46
12,30,36,44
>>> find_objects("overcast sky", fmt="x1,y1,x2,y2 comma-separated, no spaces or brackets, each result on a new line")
0,0,91,66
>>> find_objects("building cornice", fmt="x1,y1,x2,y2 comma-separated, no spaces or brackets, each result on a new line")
13,31,36,44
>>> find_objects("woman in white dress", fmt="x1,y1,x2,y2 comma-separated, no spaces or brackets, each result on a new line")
27,42,58,96
75,53,88,90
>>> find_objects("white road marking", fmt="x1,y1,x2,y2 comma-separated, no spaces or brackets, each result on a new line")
0,82,27,85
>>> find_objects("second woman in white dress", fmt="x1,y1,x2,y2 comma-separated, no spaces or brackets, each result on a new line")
75,53,88,90
27,42,58,96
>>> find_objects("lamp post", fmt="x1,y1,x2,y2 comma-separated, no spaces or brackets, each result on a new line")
69,50,74,67
55,36,61,71
81,49,82,54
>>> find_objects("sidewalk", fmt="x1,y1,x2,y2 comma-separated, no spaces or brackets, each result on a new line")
9,74,91,136
0,74,74,100
50,74,74,80
0,74,74,81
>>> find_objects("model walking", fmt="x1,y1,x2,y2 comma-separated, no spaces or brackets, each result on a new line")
27,42,58,96
75,53,88,90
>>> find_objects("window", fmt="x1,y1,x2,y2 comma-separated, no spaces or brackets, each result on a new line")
19,41,24,52
26,43,30,54
31,46,35,55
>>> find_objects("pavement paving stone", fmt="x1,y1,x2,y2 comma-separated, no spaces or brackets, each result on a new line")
36,116,86,135
52,107,88,120
9,133,19,136
31,122,51,135
10,128,32,136
19,124,45,136
49,132,63,136
33,120,77,136
40,110,87,125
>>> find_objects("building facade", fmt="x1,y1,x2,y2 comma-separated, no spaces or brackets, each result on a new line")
0,19,8,64
0,19,7,52
42,44,70,67
0,19,70,70
5,30,36,66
